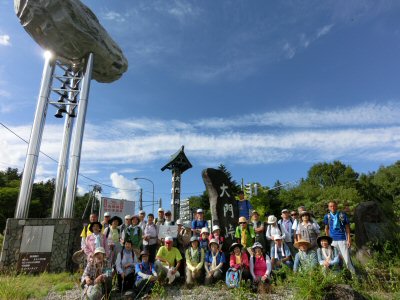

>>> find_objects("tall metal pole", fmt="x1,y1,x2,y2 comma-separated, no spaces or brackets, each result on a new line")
51,74,77,218
15,54,55,218
159,198,162,209
63,53,94,218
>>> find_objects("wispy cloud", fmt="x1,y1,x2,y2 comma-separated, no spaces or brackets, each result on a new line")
0,34,10,46
1,102,399,182
102,11,126,22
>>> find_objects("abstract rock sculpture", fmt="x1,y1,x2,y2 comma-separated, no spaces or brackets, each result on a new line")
14,0,128,83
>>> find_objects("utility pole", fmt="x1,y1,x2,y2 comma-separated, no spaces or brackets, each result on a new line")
139,188,143,210
159,198,162,209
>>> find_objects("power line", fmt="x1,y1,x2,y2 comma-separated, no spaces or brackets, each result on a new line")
0,122,140,192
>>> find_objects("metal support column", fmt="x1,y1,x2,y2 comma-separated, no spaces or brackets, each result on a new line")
51,74,77,218
15,54,55,218
63,53,94,218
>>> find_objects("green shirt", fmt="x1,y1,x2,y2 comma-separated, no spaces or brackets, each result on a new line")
156,246,182,267
235,225,255,248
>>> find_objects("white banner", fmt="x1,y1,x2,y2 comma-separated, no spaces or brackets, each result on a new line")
158,225,178,239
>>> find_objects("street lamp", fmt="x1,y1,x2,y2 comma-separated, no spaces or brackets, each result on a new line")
134,177,155,214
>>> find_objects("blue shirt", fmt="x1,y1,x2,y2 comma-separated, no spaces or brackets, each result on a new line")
323,211,349,241
135,262,154,283
192,219,208,230
205,251,226,265
237,200,253,220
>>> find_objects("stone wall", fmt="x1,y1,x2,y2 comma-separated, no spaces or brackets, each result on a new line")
0,218,81,273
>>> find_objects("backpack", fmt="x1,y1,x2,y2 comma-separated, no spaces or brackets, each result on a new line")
105,227,120,239
226,268,241,288
120,247,134,261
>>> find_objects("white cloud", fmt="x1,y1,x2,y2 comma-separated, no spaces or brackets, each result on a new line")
317,24,334,38
109,172,140,201
77,185,87,196
102,11,126,22
0,34,10,46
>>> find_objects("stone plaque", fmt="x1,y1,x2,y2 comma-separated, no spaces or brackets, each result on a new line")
17,252,51,273
20,225,54,252
202,168,239,252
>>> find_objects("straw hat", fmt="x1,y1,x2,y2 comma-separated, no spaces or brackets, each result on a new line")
294,239,311,249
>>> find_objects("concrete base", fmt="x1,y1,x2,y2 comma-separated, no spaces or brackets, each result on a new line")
0,218,81,273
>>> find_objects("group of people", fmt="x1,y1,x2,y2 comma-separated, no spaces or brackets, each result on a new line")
78,195,355,299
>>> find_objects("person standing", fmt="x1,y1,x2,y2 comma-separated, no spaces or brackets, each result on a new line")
156,208,165,225
142,213,158,263
235,217,255,250
237,191,253,221
296,211,320,249
278,209,296,256
191,209,208,237
101,212,111,230
250,210,266,252
80,213,98,249
324,200,355,273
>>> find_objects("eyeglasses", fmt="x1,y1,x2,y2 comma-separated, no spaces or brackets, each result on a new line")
239,222,246,224
291,214,297,216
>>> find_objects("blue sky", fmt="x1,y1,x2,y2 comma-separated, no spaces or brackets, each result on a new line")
1,0,400,215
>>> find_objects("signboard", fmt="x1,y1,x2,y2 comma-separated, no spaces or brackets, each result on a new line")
202,168,239,252
100,197,135,220
158,225,178,239
18,225,54,273
17,252,51,273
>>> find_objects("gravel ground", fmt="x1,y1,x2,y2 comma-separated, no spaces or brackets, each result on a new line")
44,282,294,300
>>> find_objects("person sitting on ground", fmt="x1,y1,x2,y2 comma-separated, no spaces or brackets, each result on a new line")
204,238,226,285
249,242,271,293
235,216,255,250
209,225,225,251
199,227,210,250
296,211,320,249
135,250,158,298
192,209,209,237
316,235,340,272
266,215,285,256
124,215,142,258
155,236,182,284
81,247,112,300
84,221,109,261
115,240,136,293
229,242,250,281
185,236,205,285
270,235,293,270
142,213,158,263
104,215,122,265
293,239,318,273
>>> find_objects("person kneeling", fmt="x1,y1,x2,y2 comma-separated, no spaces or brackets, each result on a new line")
249,242,271,293
317,236,340,273
135,251,158,298
204,239,226,285
185,236,205,285
155,236,182,284
293,239,318,273
115,240,136,292
227,242,250,288
81,247,112,300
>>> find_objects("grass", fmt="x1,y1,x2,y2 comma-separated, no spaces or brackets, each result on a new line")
0,271,80,300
